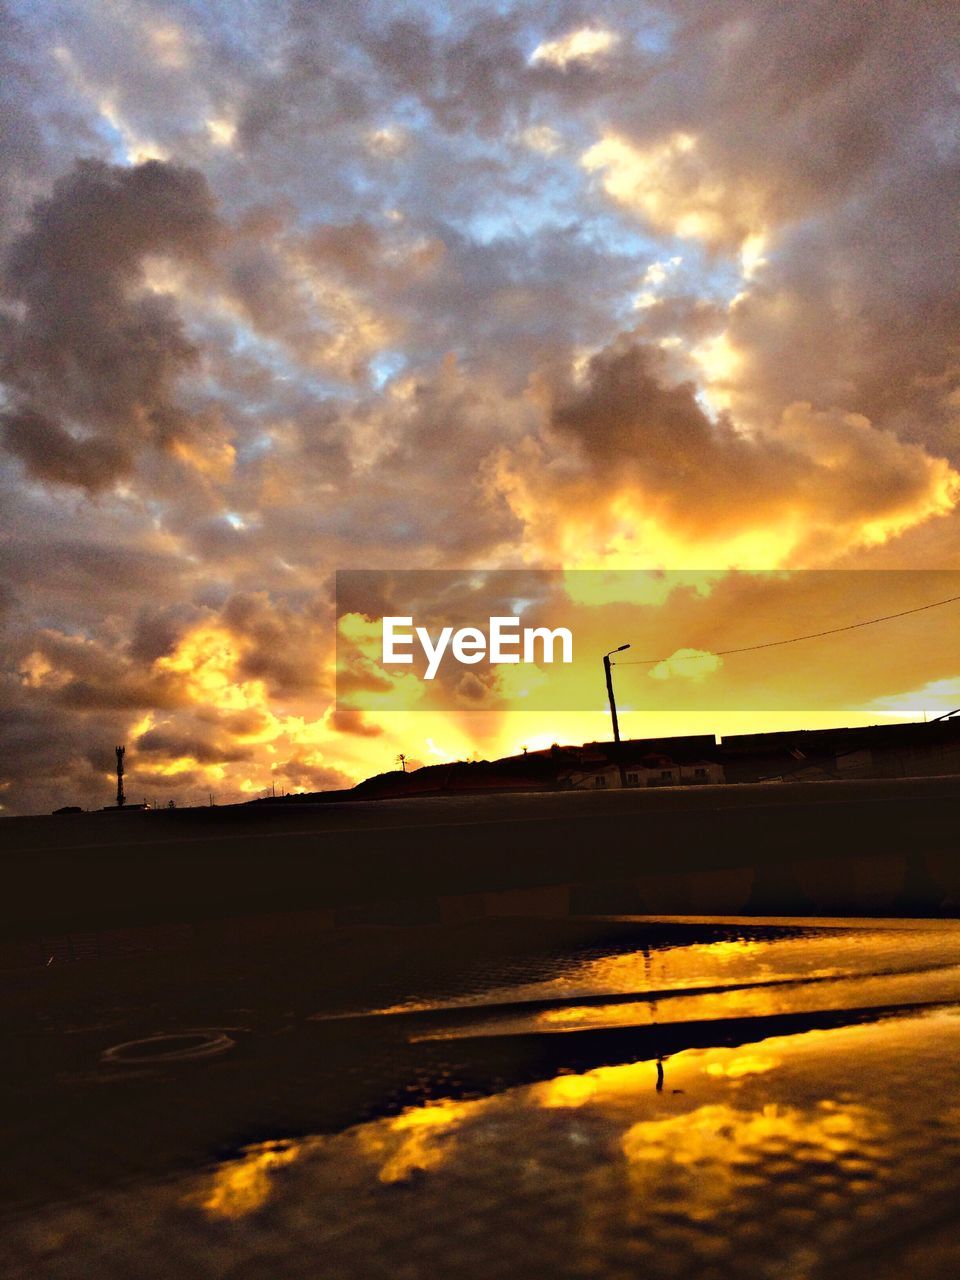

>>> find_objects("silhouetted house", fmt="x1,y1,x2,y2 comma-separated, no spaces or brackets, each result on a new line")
552,735,725,790
719,718,960,783
254,717,960,808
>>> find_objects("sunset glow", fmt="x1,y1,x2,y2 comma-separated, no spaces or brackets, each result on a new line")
2,1,959,812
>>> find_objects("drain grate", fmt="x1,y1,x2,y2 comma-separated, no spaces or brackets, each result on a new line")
100,1030,236,1065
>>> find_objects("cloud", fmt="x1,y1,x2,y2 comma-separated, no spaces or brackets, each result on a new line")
328,706,383,738
1,158,218,488
518,124,562,155
2,0,960,811
1,407,132,490
649,648,723,682
492,338,958,565
531,28,619,70
136,727,255,764
582,131,767,250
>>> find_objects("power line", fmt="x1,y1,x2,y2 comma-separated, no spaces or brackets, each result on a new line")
615,590,960,667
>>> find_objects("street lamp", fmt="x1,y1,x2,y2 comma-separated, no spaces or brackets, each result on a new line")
603,644,630,745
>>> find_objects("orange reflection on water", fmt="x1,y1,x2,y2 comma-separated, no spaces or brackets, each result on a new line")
129,1008,960,1280
358,927,960,1028
705,1052,780,1078
505,926,960,1015
540,937,779,1000
533,980,790,1030
621,1099,886,1220
357,1097,487,1184
531,1057,666,1110
364,937,783,1021
534,1074,600,1108
194,1139,303,1219
500,964,960,1035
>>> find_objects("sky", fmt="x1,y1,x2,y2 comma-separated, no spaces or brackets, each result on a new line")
1,0,959,814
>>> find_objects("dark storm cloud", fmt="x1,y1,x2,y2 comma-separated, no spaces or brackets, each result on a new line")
0,2,48,237
587,1,958,242
220,591,329,697
1,158,218,488
0,680,134,813
550,339,799,509
328,706,383,738
128,603,207,664
329,359,529,558
12,626,186,712
0,534,188,619
1,407,132,491
268,754,352,794
578,0,960,450
362,12,530,136
727,158,960,452
524,336,956,542
136,726,254,764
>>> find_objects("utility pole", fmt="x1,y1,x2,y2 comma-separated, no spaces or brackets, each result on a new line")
115,745,125,809
603,645,630,787
603,645,630,743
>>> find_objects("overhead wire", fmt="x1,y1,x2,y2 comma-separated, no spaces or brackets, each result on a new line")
614,590,960,666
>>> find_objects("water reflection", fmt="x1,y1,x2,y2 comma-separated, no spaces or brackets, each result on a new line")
534,1073,600,1108
353,922,960,1027
195,1139,303,1219
131,1008,960,1280
357,1097,487,1184
415,962,960,1038
705,1052,780,1079
6,920,960,1280
622,1100,886,1221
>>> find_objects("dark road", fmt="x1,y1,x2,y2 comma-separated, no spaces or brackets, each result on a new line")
4,776,960,937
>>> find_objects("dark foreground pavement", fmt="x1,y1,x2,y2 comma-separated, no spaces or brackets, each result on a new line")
1,912,960,1279
3,775,960,939
3,780,960,1276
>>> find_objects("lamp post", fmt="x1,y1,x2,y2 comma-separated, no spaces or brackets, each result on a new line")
603,644,630,743
603,645,630,787
115,744,125,809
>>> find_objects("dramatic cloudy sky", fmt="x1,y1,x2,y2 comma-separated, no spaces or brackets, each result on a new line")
2,0,959,814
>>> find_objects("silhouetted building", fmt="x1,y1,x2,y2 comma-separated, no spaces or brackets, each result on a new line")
249,716,960,805
720,718,960,783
